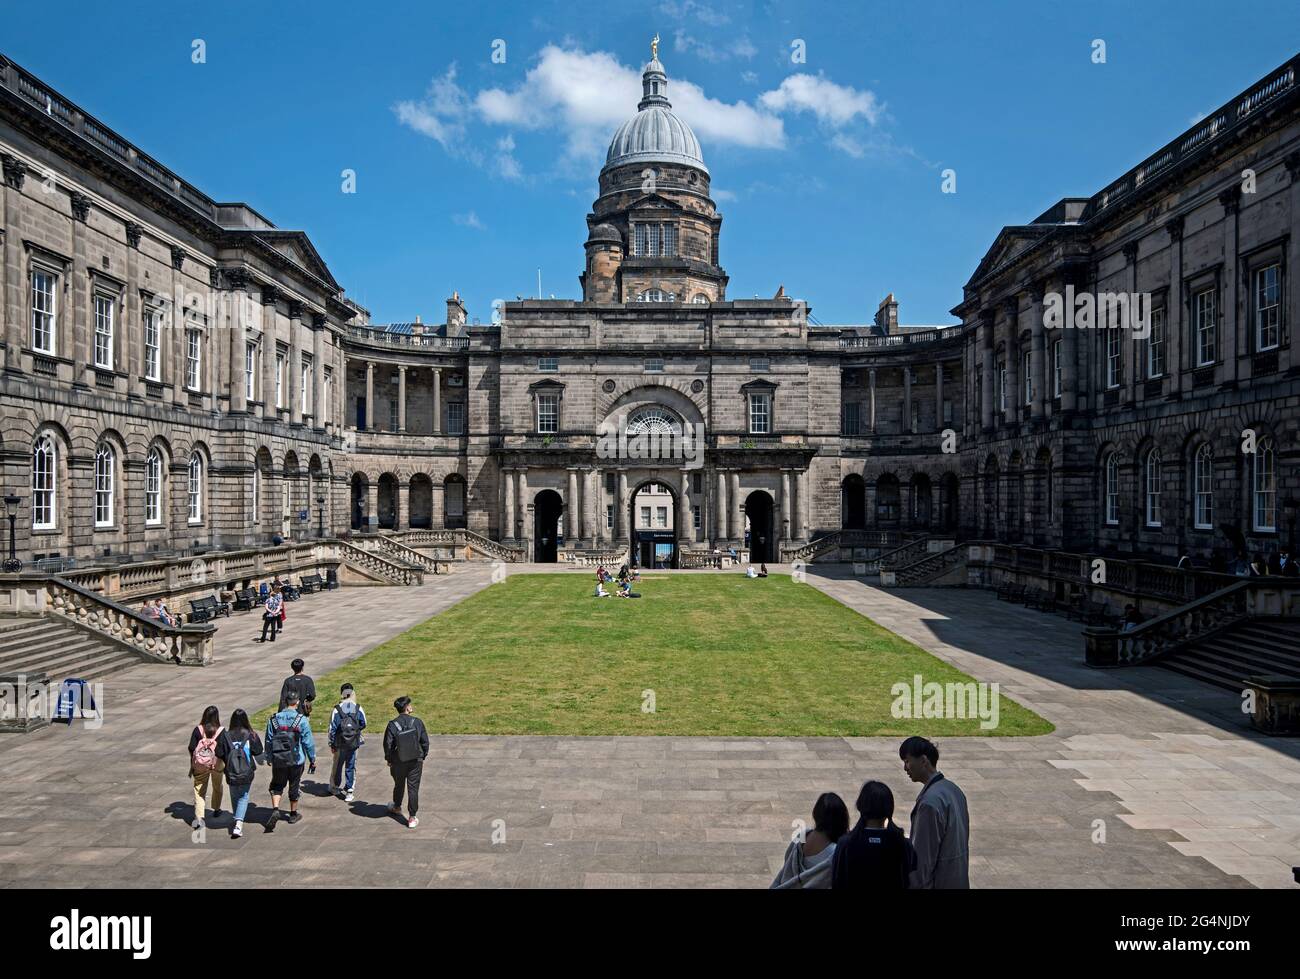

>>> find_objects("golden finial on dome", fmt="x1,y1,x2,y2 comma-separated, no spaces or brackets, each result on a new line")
651,33,659,60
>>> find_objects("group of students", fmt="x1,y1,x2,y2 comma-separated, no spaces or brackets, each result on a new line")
771,736,970,890
185,657,431,837
140,598,180,627
593,564,641,598
1197,547,1300,577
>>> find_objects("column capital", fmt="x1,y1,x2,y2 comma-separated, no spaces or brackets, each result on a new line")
1122,240,1139,264
1165,214,1185,241
1218,186,1240,214
125,222,143,249
1,153,26,190
169,244,186,270
286,299,305,320
261,285,280,306
70,191,91,223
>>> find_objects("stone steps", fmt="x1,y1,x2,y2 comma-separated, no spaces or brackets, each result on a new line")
0,617,157,683
1157,618,1300,691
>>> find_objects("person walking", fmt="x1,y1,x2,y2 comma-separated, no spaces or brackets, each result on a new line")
328,683,367,802
216,708,263,839
258,587,283,643
770,792,849,889
383,696,429,829
899,736,969,889
831,780,916,889
278,658,316,717
263,689,316,830
188,705,225,824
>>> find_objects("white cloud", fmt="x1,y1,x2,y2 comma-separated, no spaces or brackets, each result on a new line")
759,73,883,127
393,64,472,151
674,33,758,63
829,133,865,158
495,135,522,180
741,70,759,85
453,211,486,230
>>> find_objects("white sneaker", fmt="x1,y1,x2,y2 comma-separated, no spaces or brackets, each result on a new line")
407,816,419,829
345,789,355,803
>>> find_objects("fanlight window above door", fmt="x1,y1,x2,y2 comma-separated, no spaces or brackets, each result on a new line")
625,407,682,435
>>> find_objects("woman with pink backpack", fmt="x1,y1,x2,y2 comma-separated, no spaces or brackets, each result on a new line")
188,705,225,823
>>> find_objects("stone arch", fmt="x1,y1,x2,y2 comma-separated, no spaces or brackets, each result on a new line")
443,473,466,529
410,473,434,529
377,472,399,530
841,473,866,530
875,472,900,527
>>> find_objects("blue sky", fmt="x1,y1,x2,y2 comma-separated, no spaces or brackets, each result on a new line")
4,0,1296,325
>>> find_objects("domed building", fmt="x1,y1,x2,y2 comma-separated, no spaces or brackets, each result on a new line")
581,54,727,304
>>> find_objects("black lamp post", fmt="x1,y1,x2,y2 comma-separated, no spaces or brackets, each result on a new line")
316,495,326,539
3,494,22,573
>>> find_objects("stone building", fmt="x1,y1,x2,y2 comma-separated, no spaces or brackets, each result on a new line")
1,46,1296,570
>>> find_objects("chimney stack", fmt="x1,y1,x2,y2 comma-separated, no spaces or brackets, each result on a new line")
874,293,899,334
446,290,467,330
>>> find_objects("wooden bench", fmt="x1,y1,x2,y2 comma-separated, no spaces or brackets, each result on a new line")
232,587,262,612
299,573,324,594
996,582,1026,602
188,595,232,623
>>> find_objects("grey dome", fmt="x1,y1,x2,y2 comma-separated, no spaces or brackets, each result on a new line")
586,222,622,244
604,58,707,175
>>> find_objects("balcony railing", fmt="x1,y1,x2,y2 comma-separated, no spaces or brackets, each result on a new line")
840,330,943,349
346,327,469,350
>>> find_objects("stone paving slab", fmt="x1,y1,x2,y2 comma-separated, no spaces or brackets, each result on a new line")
0,564,1294,887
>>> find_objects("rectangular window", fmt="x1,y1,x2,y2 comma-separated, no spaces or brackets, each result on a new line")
997,361,1007,411
145,458,161,526
693,505,701,530
1147,307,1166,378
185,329,201,390
537,356,558,372
634,224,647,256
1106,328,1121,388
301,358,312,415
275,353,285,408
749,392,771,434
1022,350,1032,404
245,342,257,400
640,506,651,526
749,357,770,372
447,401,465,435
942,399,953,425
388,398,399,432
323,368,333,425
656,506,668,528
1194,286,1217,366
537,393,559,433
606,504,614,530
910,399,920,431
93,295,114,369
1052,339,1062,397
31,268,57,354
646,223,658,257
144,310,161,381
661,224,677,256
644,357,664,372
842,402,861,436
1254,263,1281,352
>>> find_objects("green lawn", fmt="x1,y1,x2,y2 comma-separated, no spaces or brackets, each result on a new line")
256,574,1053,737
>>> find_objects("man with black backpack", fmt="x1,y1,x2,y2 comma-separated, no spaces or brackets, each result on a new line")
328,683,367,803
263,689,316,830
383,696,429,829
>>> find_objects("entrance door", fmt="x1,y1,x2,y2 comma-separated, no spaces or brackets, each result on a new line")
534,490,562,562
281,480,291,538
744,490,775,563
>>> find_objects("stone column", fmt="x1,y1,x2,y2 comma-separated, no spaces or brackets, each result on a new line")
224,270,245,413
1123,241,1139,405
781,470,793,544
980,311,995,430
1061,281,1080,412
432,368,441,434
903,366,913,433
868,368,877,432
365,480,378,532
729,470,741,542
714,468,727,542
615,469,628,542
1003,296,1019,425
396,480,409,531
312,314,325,427
170,245,186,403
1030,286,1046,418
1167,216,1185,399
934,361,945,430
679,469,692,546
287,301,303,425
261,287,279,420
566,468,579,543
516,469,529,549
794,469,808,541
1,155,25,373
364,361,375,430
70,192,91,387
503,467,516,543
397,365,408,432
1220,188,1240,385
587,468,601,545
126,224,144,399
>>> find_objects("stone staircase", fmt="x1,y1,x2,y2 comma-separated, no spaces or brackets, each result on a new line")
0,617,157,683
1155,618,1300,691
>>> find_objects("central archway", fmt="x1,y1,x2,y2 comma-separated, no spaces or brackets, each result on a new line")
744,490,776,564
533,489,563,562
628,479,678,568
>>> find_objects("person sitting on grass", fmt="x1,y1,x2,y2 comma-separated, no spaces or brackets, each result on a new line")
759,564,769,578
595,582,611,598
771,792,849,889
746,565,758,579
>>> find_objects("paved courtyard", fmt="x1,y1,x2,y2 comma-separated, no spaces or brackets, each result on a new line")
0,565,1296,888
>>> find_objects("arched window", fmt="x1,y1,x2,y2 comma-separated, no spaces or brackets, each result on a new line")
145,449,162,526
94,444,114,527
636,289,676,303
1253,438,1276,532
1104,453,1119,525
1193,444,1213,530
32,435,56,530
691,293,709,304
1144,449,1162,527
625,406,682,436
188,454,203,523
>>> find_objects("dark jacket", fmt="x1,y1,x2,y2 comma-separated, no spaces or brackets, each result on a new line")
278,674,316,712
831,821,915,890
215,729,264,782
383,714,429,764
188,723,222,756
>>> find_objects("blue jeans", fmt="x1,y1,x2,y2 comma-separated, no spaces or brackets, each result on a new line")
331,748,357,791
229,782,252,822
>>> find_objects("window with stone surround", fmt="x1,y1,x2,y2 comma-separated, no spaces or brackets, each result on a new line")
185,329,201,390
323,368,333,425
301,357,312,415
187,453,204,523
749,392,771,434
1193,286,1217,366
1147,307,1166,378
1104,453,1119,525
145,448,163,526
1144,449,1162,528
447,401,465,435
31,435,56,530
633,222,677,257
1022,349,1032,404
537,392,559,434
1193,444,1213,530
1052,339,1062,397
275,352,286,408
145,309,162,381
538,356,558,372
30,267,57,355
1253,438,1276,532
1106,327,1121,388
245,342,257,401
1254,263,1281,352
94,444,115,528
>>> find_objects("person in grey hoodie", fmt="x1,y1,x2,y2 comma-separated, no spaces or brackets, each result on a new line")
899,736,970,888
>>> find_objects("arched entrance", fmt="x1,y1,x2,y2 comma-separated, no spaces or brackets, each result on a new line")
841,474,866,530
875,473,900,527
939,472,959,532
443,474,466,529
409,474,433,529
377,473,398,530
910,473,933,529
628,479,678,568
533,489,563,562
744,490,776,564
350,472,368,531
